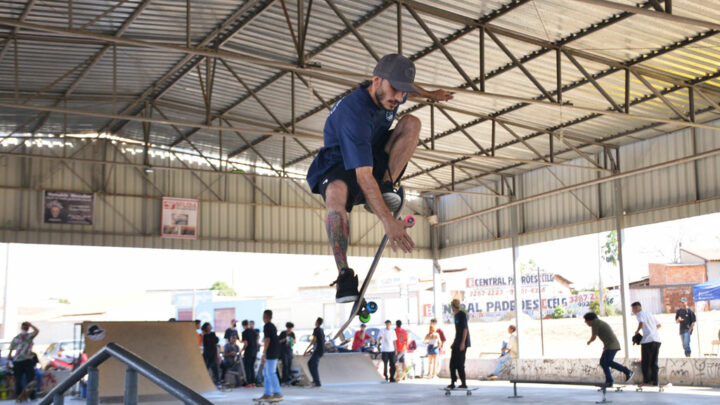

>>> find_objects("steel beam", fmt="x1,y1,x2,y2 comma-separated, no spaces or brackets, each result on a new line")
434,144,720,227
324,0,380,61
574,0,720,30
562,51,623,113
100,0,273,134
404,4,479,91
0,0,36,65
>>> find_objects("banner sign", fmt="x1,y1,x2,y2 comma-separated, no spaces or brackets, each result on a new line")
161,197,199,239
43,191,94,225
436,271,619,322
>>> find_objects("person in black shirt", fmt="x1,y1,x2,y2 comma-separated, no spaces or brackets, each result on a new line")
448,299,470,389
224,319,239,341
241,319,258,387
304,317,325,387
279,322,296,384
675,297,697,357
256,310,282,401
201,322,220,385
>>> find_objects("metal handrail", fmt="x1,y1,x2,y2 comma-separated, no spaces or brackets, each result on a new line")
39,342,212,405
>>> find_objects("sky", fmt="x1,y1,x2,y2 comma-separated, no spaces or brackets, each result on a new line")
1,212,719,305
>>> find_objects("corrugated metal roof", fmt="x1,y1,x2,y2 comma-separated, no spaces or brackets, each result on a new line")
1,0,720,256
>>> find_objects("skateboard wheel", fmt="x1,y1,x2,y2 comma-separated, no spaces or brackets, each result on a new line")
444,391,450,396
404,216,415,227
467,391,471,396
367,301,378,313
359,310,371,323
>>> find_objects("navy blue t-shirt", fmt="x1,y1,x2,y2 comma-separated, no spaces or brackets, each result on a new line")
306,84,407,193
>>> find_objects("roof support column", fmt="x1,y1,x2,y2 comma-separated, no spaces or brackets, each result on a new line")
611,149,631,359
509,175,522,359
431,197,442,322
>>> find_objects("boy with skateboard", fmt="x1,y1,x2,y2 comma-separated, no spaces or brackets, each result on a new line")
305,54,452,304
632,302,662,388
255,310,282,403
584,312,633,387
448,299,470,390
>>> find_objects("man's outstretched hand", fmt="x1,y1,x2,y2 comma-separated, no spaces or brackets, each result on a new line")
426,89,454,102
384,218,415,253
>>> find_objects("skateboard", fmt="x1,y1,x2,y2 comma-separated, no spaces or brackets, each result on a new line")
598,385,625,392
15,380,36,403
333,187,414,340
636,383,670,392
442,387,479,396
252,398,282,404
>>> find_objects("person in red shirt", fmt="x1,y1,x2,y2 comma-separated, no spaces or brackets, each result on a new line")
430,318,446,354
395,320,409,379
351,324,375,352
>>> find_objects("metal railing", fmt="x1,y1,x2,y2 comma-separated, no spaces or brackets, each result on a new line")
39,342,212,405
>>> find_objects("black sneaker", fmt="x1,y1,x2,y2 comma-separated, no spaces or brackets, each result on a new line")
333,267,359,303
446,384,455,390
364,182,402,214
458,384,468,389
625,371,634,382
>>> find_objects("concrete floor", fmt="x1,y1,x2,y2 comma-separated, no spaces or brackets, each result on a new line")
203,379,719,405
9,379,720,404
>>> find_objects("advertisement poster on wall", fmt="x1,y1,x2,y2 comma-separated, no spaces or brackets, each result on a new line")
43,191,94,225
161,197,199,239
424,268,619,323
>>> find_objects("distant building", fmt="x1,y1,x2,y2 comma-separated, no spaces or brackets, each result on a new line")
629,248,720,313
680,248,720,310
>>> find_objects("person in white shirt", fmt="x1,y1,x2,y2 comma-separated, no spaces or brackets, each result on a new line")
632,302,662,387
378,320,398,382
489,325,517,380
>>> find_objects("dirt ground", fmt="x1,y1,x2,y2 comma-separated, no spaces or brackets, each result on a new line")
432,310,720,360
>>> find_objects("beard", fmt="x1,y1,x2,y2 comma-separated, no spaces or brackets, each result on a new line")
376,83,398,111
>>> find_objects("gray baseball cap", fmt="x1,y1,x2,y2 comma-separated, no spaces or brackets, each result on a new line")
680,297,688,303
373,54,419,94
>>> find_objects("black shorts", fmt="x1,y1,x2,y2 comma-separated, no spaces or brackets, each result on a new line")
318,148,405,212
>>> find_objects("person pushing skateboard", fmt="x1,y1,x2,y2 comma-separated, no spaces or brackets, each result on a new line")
306,54,452,303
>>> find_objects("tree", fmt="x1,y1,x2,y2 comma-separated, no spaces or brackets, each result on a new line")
211,281,237,296
601,230,618,266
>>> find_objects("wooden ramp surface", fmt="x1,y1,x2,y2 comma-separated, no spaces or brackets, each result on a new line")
82,321,216,399
296,352,384,385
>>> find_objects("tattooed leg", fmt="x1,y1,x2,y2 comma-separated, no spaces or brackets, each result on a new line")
326,210,349,271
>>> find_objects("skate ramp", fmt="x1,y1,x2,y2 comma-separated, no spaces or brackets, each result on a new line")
296,352,384,385
82,321,216,400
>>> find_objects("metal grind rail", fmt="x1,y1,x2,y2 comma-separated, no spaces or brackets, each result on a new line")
39,342,212,405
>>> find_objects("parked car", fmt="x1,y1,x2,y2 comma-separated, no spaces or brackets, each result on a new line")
0,341,11,367
41,340,85,370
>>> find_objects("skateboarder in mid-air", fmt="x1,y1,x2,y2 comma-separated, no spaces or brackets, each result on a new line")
306,54,453,303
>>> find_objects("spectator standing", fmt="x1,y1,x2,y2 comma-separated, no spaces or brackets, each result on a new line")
378,320,397,382
430,318,447,354
201,322,221,385
224,319,239,342
241,320,259,387
675,297,696,358
424,324,440,378
632,302,662,387
489,325,518,380
256,310,282,402
7,322,39,398
448,299,470,389
395,320,409,380
304,317,325,387
584,313,632,386
195,319,202,347
278,322,296,384
351,324,375,352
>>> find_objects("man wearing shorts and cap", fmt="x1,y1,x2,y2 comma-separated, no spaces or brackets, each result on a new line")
306,54,452,303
